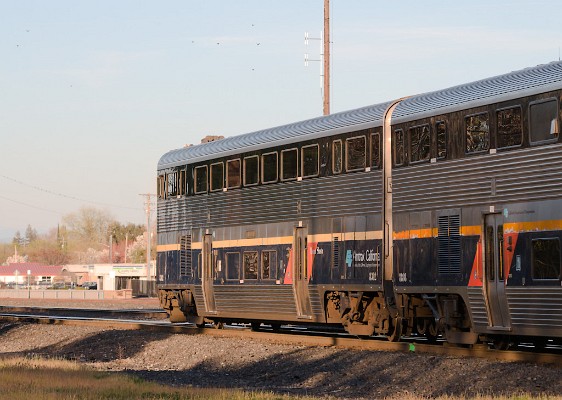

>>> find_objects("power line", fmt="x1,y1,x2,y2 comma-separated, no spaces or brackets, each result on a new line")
0,194,63,215
0,174,142,211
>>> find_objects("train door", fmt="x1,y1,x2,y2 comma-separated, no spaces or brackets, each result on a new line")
483,214,510,328
293,226,312,318
202,234,217,313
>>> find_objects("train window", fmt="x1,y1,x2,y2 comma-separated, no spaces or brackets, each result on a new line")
436,121,447,159
529,98,558,144
485,225,495,281
210,162,224,192
302,144,319,178
244,155,259,186
157,175,166,199
497,107,522,148
243,251,258,280
532,238,561,280
409,125,431,163
178,169,187,196
333,140,342,174
194,165,208,194
281,148,298,181
262,250,277,280
465,113,490,153
346,136,366,171
226,252,240,280
226,159,241,188
262,152,278,184
371,131,381,168
166,172,178,197
393,129,405,166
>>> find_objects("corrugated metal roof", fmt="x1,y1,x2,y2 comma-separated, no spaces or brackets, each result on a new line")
158,61,562,169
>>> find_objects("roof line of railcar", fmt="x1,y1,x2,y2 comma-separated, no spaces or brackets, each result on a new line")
158,61,562,170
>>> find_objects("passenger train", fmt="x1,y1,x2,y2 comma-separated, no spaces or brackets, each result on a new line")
156,61,562,348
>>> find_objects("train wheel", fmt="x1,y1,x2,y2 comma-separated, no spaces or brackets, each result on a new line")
251,322,261,331
425,321,438,343
271,323,281,332
387,317,403,342
492,335,511,350
214,321,224,329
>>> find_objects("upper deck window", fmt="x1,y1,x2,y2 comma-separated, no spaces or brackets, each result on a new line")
167,172,178,197
465,113,490,153
178,169,187,196
529,98,559,144
302,144,319,178
497,107,522,148
333,140,342,174
210,162,224,192
393,129,405,166
157,175,166,199
244,155,259,186
281,148,298,181
346,136,366,171
436,121,447,159
409,125,430,163
194,165,208,194
262,152,278,184
227,159,241,188
370,131,381,168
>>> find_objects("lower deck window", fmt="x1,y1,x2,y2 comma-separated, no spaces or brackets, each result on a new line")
261,250,277,280
226,252,240,280
532,238,561,280
243,251,258,280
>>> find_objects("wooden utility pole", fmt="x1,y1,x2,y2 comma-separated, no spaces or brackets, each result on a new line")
323,0,330,115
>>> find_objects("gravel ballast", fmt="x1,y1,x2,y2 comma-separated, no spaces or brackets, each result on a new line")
0,298,561,399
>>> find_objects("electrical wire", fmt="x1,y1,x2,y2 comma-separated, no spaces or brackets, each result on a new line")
0,194,63,215
0,174,142,211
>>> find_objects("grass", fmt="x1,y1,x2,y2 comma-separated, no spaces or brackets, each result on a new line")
0,356,559,400
0,356,310,400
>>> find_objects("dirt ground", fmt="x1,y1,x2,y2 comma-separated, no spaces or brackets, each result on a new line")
0,297,561,399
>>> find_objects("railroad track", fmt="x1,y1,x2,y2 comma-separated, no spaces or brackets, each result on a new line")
1,308,561,366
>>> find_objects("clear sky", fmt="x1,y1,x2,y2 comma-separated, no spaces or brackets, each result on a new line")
1,1,561,241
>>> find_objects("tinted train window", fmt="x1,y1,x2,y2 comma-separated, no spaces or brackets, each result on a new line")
178,169,187,196
346,136,366,171
465,113,489,153
227,159,241,188
262,152,278,184
157,175,166,199
281,148,298,181
302,144,319,178
166,172,177,197
436,121,447,159
532,238,561,280
244,156,259,186
371,131,381,168
210,162,224,192
226,252,240,280
262,250,277,280
333,140,342,174
243,251,258,280
497,107,522,148
409,125,431,163
529,98,558,143
194,166,208,194
393,129,405,166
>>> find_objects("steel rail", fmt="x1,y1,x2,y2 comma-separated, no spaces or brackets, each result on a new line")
1,312,562,366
